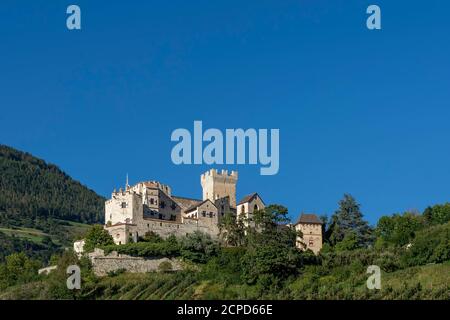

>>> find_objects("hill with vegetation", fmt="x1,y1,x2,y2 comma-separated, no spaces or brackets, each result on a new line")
0,145,104,262
0,200,448,300
0,145,448,299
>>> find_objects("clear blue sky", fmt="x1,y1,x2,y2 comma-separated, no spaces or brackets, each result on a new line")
1,1,449,225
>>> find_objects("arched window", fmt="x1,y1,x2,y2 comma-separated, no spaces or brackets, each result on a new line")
254,204,259,212
241,206,245,214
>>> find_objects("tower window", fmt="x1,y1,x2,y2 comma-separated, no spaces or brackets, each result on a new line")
121,202,127,208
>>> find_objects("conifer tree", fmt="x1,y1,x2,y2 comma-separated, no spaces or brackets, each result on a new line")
328,194,374,248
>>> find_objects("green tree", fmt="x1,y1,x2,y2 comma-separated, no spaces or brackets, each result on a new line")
376,212,424,247
328,194,374,248
401,222,450,266
83,225,114,252
141,231,163,243
180,231,219,263
334,232,359,251
0,253,40,289
242,205,304,284
218,212,246,246
423,203,450,225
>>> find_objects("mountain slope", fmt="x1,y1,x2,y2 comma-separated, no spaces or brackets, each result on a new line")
0,145,104,261
0,145,104,225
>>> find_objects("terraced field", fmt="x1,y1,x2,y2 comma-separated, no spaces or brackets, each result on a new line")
0,227,50,243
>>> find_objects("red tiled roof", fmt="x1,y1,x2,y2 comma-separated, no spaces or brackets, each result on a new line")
295,213,322,225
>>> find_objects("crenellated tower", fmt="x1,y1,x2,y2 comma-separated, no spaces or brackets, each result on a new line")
201,169,238,208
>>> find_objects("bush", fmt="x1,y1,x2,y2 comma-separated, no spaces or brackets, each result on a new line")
141,231,163,243
375,212,425,247
202,247,246,284
423,203,450,225
103,240,180,258
158,261,173,273
0,253,41,290
401,222,450,266
83,225,114,252
107,268,126,277
180,231,219,263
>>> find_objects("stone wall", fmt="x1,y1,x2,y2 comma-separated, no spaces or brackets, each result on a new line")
295,223,323,255
88,249,183,276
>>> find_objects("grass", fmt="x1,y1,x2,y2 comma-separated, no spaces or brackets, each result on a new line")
55,219,91,241
383,261,450,291
0,227,49,243
0,219,92,246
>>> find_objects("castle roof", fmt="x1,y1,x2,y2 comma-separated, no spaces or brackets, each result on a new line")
237,193,264,205
185,199,217,213
295,213,322,225
172,196,202,211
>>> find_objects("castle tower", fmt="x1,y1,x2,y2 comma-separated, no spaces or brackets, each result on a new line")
201,169,238,208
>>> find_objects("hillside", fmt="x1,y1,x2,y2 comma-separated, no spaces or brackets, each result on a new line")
0,146,448,300
1,258,448,300
0,145,104,224
0,145,104,261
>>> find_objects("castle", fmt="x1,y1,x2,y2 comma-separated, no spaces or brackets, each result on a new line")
104,169,323,254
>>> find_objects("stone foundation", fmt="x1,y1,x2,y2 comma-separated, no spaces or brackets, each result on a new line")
88,249,183,276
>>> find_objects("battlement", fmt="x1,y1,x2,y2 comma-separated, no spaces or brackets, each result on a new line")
201,169,238,208
201,169,238,181
111,187,138,197
129,181,172,196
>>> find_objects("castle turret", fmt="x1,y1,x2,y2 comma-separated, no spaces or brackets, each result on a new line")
201,169,238,208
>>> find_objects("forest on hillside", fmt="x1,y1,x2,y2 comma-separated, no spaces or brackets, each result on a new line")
0,145,104,262
0,145,104,225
